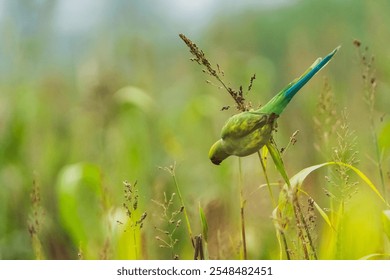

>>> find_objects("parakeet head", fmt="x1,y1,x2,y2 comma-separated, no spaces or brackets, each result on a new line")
208,140,229,165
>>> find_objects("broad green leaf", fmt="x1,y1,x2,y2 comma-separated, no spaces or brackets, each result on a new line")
114,86,154,113
288,163,329,191
284,161,388,206
117,218,142,260
382,210,390,241
56,163,104,259
276,162,389,229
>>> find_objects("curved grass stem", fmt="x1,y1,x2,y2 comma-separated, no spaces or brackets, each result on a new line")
163,163,194,248
172,173,194,248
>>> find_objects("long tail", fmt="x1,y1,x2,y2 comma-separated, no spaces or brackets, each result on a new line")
259,46,340,115
284,46,340,100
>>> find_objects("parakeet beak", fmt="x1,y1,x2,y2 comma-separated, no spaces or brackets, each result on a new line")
210,157,221,165
209,140,228,165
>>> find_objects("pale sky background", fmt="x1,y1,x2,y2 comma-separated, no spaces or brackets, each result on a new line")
52,0,294,35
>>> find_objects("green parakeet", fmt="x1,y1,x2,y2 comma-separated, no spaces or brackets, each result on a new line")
209,46,340,165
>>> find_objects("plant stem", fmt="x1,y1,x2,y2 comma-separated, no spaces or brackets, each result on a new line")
266,140,317,259
257,151,277,207
371,121,387,200
280,230,291,260
293,191,317,259
291,192,309,259
171,172,194,247
238,158,247,260
132,227,138,259
258,150,291,259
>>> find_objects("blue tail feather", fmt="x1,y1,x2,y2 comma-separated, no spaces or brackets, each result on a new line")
284,46,340,101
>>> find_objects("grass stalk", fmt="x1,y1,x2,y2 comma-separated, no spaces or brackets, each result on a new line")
266,140,317,259
198,204,209,259
172,173,194,247
258,151,277,207
293,191,318,259
153,192,182,259
354,40,387,199
122,180,147,259
238,158,248,260
258,149,291,259
164,164,194,247
28,179,45,260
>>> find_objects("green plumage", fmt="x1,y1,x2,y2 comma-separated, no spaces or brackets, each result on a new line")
209,47,339,165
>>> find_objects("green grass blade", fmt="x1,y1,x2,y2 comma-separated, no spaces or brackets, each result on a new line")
288,162,329,191
382,210,390,241
313,199,334,230
359,253,390,260
279,161,389,230
55,163,104,259
337,162,388,206
284,161,389,207
266,141,290,185
261,145,269,168
300,189,334,230
199,203,208,243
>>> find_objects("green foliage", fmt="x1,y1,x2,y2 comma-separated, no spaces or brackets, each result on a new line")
116,180,146,260
199,204,208,243
383,210,390,242
56,163,104,259
379,123,390,155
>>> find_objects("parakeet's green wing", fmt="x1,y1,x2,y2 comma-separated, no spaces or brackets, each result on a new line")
220,111,268,140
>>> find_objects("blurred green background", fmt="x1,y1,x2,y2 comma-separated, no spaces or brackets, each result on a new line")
1,0,390,259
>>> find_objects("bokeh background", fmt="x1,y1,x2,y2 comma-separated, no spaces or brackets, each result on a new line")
1,0,390,259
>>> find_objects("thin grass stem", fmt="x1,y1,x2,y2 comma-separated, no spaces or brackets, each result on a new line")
257,149,291,259
257,151,277,207
293,192,318,259
171,173,194,247
238,158,248,260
